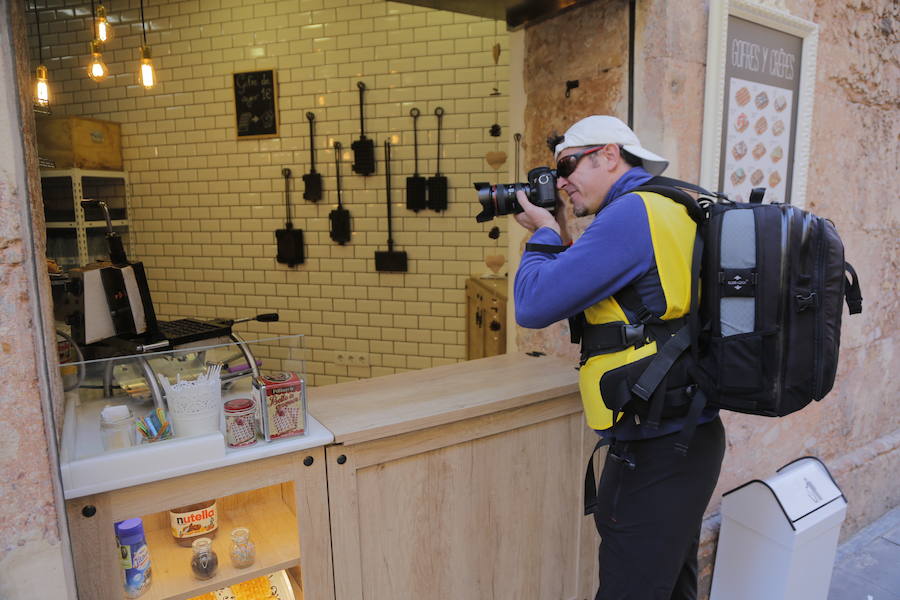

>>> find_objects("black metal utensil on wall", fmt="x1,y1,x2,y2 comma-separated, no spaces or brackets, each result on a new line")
276,168,305,266
375,140,408,272
302,112,322,202
329,141,352,245
427,107,448,212
406,107,427,212
351,81,375,176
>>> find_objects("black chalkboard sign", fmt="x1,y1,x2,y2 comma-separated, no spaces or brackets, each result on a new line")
233,70,279,139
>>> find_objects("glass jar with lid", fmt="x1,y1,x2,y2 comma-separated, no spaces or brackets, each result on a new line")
229,527,256,568
224,398,258,448
190,537,218,580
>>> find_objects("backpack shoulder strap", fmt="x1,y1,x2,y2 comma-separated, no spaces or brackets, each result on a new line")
629,178,708,225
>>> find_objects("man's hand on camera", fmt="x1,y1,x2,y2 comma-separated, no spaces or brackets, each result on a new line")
514,190,561,236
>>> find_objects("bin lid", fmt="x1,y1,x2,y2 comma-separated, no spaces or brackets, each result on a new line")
769,457,844,523
724,456,845,527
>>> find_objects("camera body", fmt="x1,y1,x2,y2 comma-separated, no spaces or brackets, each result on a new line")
474,166,558,222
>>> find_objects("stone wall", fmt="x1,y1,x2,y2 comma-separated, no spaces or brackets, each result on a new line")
0,1,73,598
518,0,899,596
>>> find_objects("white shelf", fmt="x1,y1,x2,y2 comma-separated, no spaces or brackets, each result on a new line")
85,219,129,228
40,168,132,266
41,167,127,179
47,221,128,229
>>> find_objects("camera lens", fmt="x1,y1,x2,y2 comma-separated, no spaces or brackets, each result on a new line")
474,182,527,222
474,168,557,222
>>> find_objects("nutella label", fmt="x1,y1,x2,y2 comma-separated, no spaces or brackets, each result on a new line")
169,503,218,540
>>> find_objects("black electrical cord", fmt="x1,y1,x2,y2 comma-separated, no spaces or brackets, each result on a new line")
33,0,43,64
90,0,96,39
628,0,636,129
140,0,147,45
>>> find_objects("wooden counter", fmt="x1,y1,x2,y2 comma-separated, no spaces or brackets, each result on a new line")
66,353,599,600
308,352,579,445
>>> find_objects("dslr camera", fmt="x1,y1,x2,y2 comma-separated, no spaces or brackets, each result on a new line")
474,166,558,223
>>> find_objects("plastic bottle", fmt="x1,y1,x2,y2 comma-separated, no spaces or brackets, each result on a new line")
115,518,152,598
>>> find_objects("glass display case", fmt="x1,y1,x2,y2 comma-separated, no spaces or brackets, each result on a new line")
59,333,333,600
59,334,310,492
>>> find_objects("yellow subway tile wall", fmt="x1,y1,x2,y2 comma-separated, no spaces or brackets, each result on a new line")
30,0,511,385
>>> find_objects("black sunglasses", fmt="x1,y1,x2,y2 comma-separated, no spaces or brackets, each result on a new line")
556,145,606,178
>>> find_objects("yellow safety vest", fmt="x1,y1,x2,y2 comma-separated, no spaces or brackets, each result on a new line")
578,191,698,430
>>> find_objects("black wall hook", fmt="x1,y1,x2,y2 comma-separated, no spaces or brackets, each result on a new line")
565,80,580,98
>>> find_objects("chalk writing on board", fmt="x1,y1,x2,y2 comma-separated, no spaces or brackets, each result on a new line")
233,70,278,138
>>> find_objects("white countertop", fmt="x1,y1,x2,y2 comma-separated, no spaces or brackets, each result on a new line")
60,388,334,499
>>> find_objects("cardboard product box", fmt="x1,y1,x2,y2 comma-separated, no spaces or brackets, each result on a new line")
252,372,307,441
36,116,123,171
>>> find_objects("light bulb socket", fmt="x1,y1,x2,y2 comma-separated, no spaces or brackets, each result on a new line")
90,39,101,54
36,64,49,80
140,45,152,60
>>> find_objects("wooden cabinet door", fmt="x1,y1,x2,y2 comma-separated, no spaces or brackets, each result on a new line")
326,393,599,600
65,448,334,600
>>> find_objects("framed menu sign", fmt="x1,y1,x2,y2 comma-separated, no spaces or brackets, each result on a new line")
700,1,818,206
233,70,279,139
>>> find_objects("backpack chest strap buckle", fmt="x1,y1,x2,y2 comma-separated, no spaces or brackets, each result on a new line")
620,323,646,347
579,322,647,364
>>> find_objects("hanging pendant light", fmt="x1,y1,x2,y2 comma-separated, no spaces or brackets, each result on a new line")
139,45,155,88
35,65,50,108
87,39,109,81
137,0,156,89
32,2,51,111
95,4,113,43
86,0,108,81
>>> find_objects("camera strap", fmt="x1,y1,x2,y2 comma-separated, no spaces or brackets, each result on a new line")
524,242,568,253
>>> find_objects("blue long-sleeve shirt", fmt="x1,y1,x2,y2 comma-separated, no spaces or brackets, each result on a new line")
515,167,718,439
515,167,659,327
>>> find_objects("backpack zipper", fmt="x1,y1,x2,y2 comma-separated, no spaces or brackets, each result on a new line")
813,218,826,398
775,206,793,412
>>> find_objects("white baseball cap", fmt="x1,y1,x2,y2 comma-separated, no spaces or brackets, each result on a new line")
554,115,669,176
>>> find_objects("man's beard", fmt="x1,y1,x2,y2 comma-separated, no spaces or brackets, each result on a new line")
573,205,590,218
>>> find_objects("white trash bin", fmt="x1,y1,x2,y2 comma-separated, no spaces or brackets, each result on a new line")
710,456,847,600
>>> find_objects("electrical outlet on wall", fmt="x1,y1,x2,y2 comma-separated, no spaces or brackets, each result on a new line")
334,352,369,367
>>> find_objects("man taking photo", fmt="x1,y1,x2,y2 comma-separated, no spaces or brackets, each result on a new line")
513,115,725,600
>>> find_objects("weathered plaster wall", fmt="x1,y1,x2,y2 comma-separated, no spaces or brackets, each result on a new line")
519,0,899,596
0,1,74,598
517,0,630,359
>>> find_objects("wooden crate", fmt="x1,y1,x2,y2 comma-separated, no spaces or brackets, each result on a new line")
36,116,123,171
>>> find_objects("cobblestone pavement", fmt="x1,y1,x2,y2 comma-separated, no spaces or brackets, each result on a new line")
829,505,900,600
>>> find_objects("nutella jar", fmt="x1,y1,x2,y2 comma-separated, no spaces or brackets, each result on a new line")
169,500,218,547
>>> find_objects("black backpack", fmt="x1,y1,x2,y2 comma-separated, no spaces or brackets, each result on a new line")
619,177,863,448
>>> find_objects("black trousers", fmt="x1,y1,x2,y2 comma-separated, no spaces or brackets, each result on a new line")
593,417,726,600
